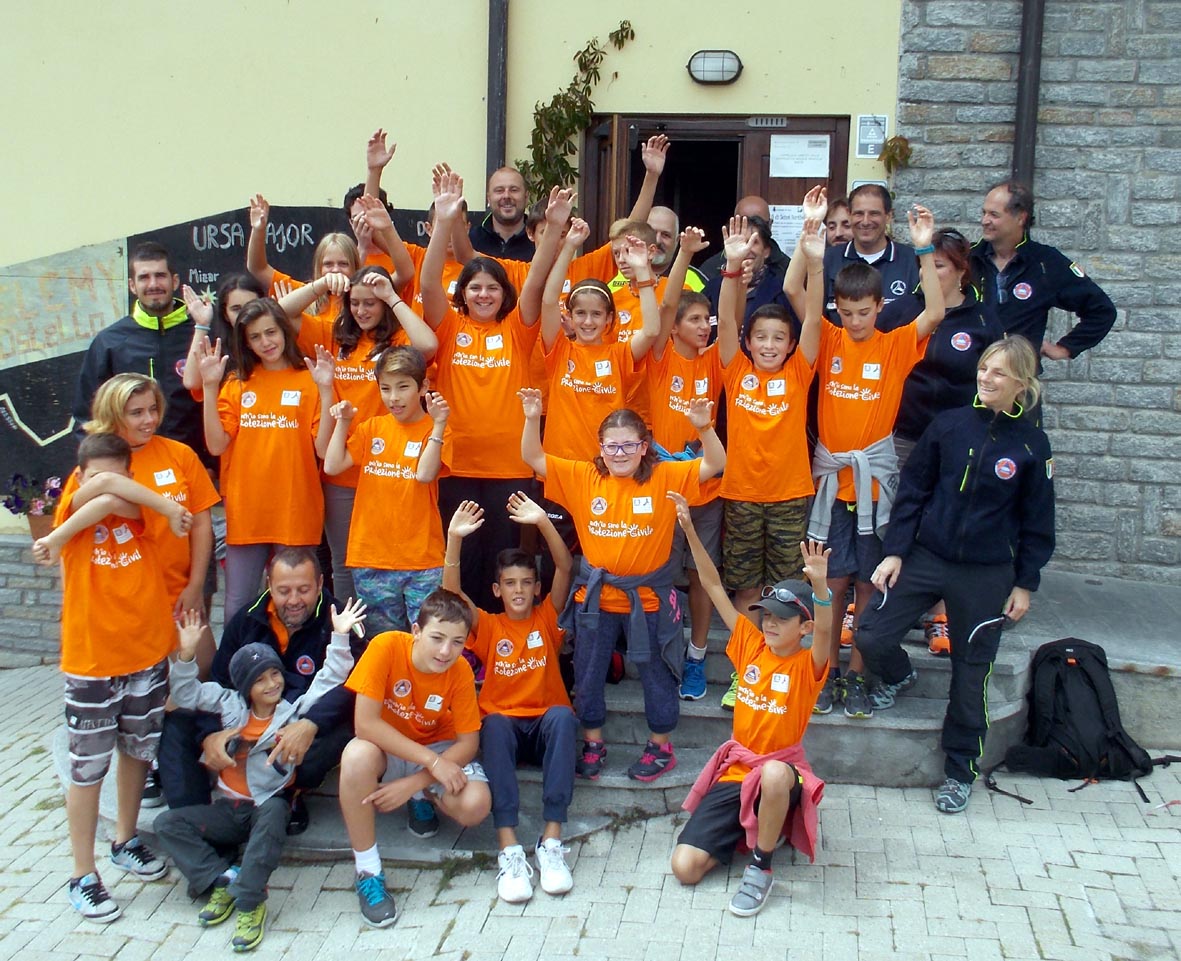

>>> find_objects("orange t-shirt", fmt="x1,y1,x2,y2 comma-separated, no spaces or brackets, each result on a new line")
217,711,273,800
720,349,816,503
217,367,324,546
55,485,175,677
567,243,617,288
404,244,530,316
817,322,927,501
467,603,571,717
345,414,450,570
58,436,220,601
346,630,481,744
271,269,342,325
543,338,640,461
720,617,826,784
646,342,723,453
544,456,704,613
431,307,539,478
363,248,395,273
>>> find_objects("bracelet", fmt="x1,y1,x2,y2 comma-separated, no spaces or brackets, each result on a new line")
914,244,935,256
444,560,461,568
634,277,657,289
428,435,444,444
430,756,440,771
812,592,833,606
193,324,211,332
720,267,743,278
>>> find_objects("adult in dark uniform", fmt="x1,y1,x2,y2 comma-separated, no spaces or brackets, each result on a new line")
469,167,535,262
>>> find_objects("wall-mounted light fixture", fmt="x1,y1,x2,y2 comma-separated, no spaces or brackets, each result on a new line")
686,49,743,85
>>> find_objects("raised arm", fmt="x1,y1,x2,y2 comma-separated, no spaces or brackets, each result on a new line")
541,219,585,351
626,237,662,362
181,285,216,391
306,344,337,459
520,186,575,327
508,490,574,612
416,393,450,482
783,185,827,320
909,204,946,339
653,227,709,360
200,338,232,457
322,401,356,476
667,491,739,630
422,171,464,329
246,194,274,290
443,500,485,628
518,388,547,477
275,273,350,332
364,128,396,201
686,397,725,481
353,194,416,289
717,217,755,366
626,135,669,223
802,540,834,675
797,217,827,366
358,272,438,360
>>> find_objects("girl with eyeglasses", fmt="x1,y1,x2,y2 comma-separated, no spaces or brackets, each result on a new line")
519,390,725,784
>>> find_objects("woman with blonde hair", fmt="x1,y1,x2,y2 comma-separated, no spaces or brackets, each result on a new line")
854,335,1055,815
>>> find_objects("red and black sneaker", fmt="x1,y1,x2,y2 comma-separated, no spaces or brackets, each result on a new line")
626,740,677,782
576,739,607,780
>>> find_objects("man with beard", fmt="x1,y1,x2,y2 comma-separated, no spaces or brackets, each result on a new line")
157,548,362,834
469,167,534,261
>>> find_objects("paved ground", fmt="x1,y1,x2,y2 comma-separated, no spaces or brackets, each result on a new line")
4,662,1181,960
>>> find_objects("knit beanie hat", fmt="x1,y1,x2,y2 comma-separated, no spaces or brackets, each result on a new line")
229,643,285,702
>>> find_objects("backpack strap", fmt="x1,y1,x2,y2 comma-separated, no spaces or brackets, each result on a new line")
1029,648,1064,746
983,765,1033,805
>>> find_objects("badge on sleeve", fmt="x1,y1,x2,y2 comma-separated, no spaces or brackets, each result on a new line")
1069,262,1085,278
1046,458,1054,479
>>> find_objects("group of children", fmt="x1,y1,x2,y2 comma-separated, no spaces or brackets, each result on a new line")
40,152,1022,940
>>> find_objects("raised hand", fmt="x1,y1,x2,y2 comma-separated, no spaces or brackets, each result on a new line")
354,193,394,232
448,500,485,538
506,490,546,526
641,134,670,175
318,272,351,297
434,171,465,221
181,285,214,327
908,203,936,249
361,269,396,302
800,539,831,587
799,217,827,264
176,608,204,659
425,391,450,424
306,344,336,391
248,194,270,230
431,162,453,196
518,387,543,420
665,490,693,530
679,226,709,256
801,185,828,221
273,278,295,300
545,186,577,227
722,216,755,264
331,596,368,635
330,399,357,422
366,128,397,170
564,217,591,248
622,236,653,275
197,336,228,386
685,397,715,430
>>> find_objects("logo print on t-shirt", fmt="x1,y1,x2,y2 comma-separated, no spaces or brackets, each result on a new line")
741,373,759,391
296,655,315,675
496,638,514,658
567,359,576,374
174,358,186,378
695,377,709,395
241,391,257,409
93,524,110,545
1013,282,1033,301
590,496,608,516
424,694,444,712
111,524,133,545
526,630,544,649
670,376,684,393
994,458,1017,481
393,679,412,698
619,310,632,326
743,664,761,685
456,332,474,348
950,332,972,352
371,438,386,455
830,357,843,375
891,279,908,296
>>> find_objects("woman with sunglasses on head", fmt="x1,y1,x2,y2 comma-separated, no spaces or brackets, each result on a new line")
854,335,1055,815
519,390,725,784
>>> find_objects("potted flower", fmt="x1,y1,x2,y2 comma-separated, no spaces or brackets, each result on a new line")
3,474,64,540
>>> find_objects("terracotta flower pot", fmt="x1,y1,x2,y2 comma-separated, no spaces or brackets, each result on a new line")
27,514,54,541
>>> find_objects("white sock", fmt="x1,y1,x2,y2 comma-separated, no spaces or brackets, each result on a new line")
354,845,382,877
687,643,707,661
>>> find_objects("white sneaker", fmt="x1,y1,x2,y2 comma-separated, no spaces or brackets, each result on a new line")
496,845,534,903
68,872,121,923
535,838,573,895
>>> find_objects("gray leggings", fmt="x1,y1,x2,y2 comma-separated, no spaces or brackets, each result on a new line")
322,481,356,604
223,544,271,623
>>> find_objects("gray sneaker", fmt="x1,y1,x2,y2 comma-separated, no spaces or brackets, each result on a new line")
728,864,774,917
868,668,919,711
842,673,874,719
355,871,398,928
813,673,843,715
935,778,972,814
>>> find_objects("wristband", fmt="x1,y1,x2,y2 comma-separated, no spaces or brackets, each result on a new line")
443,560,461,568
720,267,743,278
193,324,211,332
914,244,935,256
430,756,440,772
428,435,444,444
812,592,833,606
634,277,657,289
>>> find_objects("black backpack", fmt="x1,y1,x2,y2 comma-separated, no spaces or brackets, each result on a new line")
1002,638,1154,785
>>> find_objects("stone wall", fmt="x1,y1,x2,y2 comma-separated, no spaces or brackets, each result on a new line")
895,0,1181,583
0,535,60,663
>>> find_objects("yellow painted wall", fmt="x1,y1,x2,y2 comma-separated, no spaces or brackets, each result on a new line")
2,0,902,268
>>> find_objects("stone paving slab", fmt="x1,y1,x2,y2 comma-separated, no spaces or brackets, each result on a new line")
5,663,1181,959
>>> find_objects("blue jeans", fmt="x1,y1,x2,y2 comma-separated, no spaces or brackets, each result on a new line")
480,707,578,828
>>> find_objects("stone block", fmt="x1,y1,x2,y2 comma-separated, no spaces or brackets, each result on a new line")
898,79,988,103
926,54,1013,81
1142,359,1181,382
1140,61,1181,85
924,2,993,28
1128,309,1181,333
955,104,1016,123
968,30,1021,54
1074,61,1139,83
1132,202,1181,224
903,27,968,53
1058,33,1112,57
1144,148,1181,173
1040,83,1111,106
1041,126,1111,147
1113,385,1175,409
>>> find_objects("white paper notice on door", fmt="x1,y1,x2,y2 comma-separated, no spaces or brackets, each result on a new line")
768,205,805,252
769,135,830,179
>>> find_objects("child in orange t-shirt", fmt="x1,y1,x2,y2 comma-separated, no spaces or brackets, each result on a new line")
443,493,577,904
197,298,335,622
339,589,492,928
32,433,193,924
669,494,833,920
324,346,451,633
806,204,945,719
519,387,726,784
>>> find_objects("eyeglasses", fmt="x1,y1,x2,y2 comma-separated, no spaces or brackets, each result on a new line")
601,442,644,456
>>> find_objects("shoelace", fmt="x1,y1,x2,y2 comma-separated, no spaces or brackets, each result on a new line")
77,876,112,906
537,843,569,867
499,850,533,879
356,874,387,906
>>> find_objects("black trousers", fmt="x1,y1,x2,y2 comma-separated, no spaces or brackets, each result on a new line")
856,544,1014,784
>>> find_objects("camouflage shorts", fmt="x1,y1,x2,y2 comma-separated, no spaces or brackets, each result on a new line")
722,497,808,590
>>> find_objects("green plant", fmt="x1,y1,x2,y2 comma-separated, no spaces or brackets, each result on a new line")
878,135,913,176
517,20,636,200
2,474,63,518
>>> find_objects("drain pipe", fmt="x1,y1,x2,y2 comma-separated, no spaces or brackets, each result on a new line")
486,0,509,177
1012,0,1046,186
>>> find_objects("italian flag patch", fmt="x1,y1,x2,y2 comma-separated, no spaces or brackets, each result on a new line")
1069,262,1085,278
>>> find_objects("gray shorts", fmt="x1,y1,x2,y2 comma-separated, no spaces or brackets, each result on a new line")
64,658,169,786
382,739,488,798
670,498,724,573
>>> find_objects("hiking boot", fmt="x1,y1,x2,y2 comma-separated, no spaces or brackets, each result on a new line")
198,885,236,926
925,615,951,656
868,669,919,711
496,845,534,903
813,672,844,715
576,739,607,780
679,657,707,700
728,863,774,917
535,838,574,895
231,902,266,952
406,797,439,838
141,763,164,808
627,740,677,782
842,673,874,719
840,603,855,648
355,871,398,928
68,872,120,923
934,777,972,814
720,672,739,711
111,835,168,881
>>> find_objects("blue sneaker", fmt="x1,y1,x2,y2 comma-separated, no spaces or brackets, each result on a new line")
679,657,707,700
355,871,397,928
407,797,439,838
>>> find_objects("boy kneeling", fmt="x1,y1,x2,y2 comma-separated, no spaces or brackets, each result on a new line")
668,493,833,917
154,600,362,951
339,589,492,928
